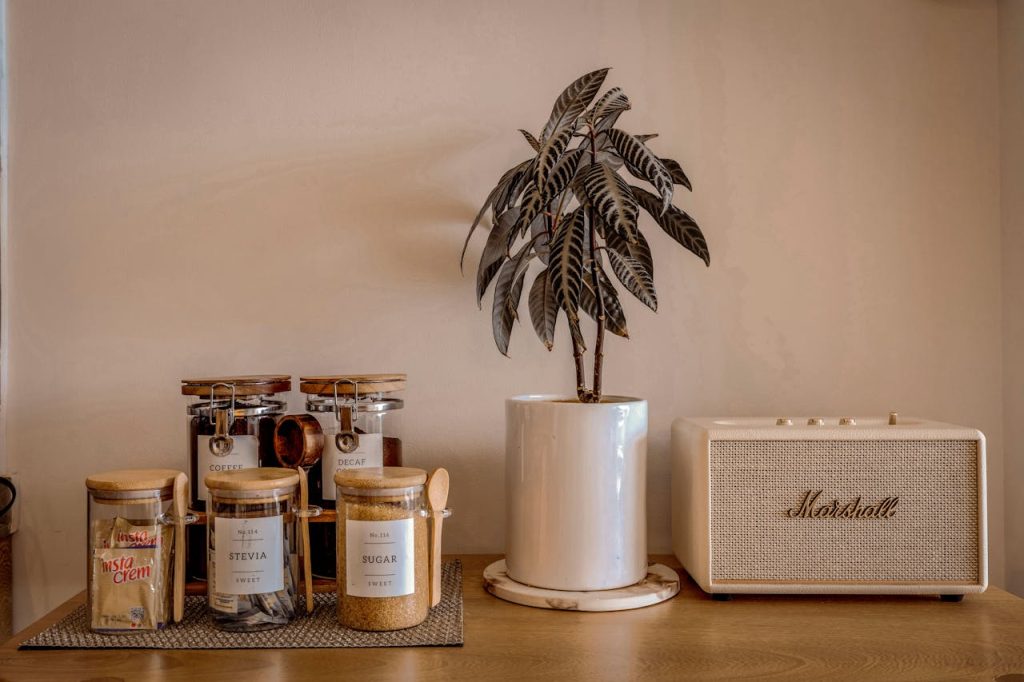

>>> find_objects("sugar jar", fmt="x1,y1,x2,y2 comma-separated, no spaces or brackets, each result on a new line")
86,469,193,633
204,468,319,632
334,467,440,632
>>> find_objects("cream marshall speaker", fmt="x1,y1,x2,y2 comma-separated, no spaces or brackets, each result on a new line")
671,415,987,599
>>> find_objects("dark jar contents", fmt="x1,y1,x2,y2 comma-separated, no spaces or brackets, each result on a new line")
298,373,406,580
181,375,291,584
187,407,281,509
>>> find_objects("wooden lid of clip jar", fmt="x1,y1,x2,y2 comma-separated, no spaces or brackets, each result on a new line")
86,469,181,493
334,467,426,490
299,374,406,396
181,375,292,397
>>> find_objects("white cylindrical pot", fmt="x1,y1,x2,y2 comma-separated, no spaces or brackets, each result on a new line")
505,394,648,591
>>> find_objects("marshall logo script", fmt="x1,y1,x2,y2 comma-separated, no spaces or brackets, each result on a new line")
785,490,899,519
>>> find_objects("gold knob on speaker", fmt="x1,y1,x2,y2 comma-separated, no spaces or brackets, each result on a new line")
776,418,793,426
808,418,824,426
889,412,899,425
839,417,857,426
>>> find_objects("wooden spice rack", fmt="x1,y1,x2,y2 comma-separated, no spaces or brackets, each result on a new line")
184,508,338,596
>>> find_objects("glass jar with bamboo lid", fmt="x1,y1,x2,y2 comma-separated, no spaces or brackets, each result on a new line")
204,468,320,632
334,467,451,632
86,469,194,633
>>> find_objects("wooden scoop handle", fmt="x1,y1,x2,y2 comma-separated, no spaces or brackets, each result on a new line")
426,468,450,608
298,467,314,614
173,472,187,623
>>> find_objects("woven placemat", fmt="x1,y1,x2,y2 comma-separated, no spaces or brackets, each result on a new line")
20,560,462,649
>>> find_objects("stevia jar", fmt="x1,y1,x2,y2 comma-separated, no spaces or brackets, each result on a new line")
86,469,193,633
205,468,319,632
300,374,404,579
334,467,431,631
182,375,290,581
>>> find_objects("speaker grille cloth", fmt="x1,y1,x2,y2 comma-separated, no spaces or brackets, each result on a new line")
709,440,979,583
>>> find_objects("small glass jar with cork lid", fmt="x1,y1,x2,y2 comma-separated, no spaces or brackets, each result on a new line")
334,467,429,631
204,468,320,632
86,469,193,633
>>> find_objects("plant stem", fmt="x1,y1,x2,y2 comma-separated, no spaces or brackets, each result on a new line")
587,124,605,404
588,211,605,404
573,335,588,401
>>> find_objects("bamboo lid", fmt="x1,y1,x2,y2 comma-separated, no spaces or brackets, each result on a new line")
334,466,426,489
205,467,300,492
86,468,181,492
181,375,292,397
299,373,406,396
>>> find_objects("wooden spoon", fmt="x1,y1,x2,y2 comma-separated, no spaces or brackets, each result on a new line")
173,472,187,623
297,466,314,614
426,468,450,607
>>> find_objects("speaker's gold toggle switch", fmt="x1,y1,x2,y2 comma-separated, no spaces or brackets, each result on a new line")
776,418,793,426
839,417,857,426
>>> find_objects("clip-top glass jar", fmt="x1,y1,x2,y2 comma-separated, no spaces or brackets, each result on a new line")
335,467,430,631
300,374,405,505
182,375,291,510
182,375,290,581
301,374,404,579
205,468,319,632
86,469,190,633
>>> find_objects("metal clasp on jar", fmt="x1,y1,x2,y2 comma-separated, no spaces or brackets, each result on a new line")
332,379,360,454
208,382,236,457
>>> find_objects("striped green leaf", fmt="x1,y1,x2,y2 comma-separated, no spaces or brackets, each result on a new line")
549,207,587,316
606,227,653,279
541,68,609,142
588,87,630,123
606,247,657,311
461,158,532,269
519,129,541,152
632,186,710,265
661,158,692,191
528,268,558,350
581,266,629,338
475,208,520,307
491,242,533,356
580,162,639,242
607,129,673,214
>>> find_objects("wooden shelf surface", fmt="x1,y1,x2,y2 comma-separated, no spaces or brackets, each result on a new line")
3,555,1024,681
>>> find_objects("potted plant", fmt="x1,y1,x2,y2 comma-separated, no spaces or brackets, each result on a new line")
463,68,710,595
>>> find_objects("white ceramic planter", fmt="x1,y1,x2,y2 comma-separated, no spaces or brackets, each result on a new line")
505,394,648,591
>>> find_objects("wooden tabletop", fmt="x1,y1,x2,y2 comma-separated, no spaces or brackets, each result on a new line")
3,555,1024,681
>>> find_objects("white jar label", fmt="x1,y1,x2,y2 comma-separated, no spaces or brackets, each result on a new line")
213,516,283,596
345,518,415,598
323,433,383,501
198,434,259,475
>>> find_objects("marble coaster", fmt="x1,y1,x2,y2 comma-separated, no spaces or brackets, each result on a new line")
483,560,680,612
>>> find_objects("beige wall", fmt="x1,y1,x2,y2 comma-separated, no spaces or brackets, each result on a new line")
1001,0,1024,597
5,0,1006,630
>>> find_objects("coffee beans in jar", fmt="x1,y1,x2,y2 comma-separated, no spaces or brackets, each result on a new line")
182,376,290,581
